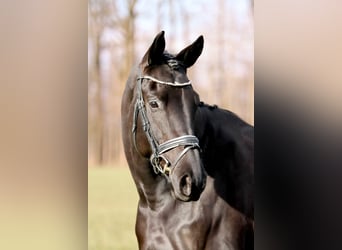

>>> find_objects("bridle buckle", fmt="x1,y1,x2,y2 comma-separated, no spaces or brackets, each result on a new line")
150,154,171,176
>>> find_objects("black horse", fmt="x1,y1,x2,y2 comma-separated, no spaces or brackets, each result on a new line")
121,31,254,250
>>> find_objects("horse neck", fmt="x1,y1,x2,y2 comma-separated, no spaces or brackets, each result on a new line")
123,80,173,211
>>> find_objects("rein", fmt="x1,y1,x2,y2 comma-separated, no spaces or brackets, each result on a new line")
132,73,200,177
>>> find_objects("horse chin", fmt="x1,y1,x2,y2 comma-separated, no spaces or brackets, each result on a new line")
171,189,192,202
169,176,204,202
171,187,204,202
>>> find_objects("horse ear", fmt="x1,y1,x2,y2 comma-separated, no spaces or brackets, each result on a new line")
176,35,204,68
142,31,165,65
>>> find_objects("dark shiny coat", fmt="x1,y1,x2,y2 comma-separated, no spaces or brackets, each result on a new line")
121,31,253,250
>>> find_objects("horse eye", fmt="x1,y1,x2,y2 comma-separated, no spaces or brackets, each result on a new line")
149,101,159,109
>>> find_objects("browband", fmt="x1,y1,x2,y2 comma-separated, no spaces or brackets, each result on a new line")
137,75,191,86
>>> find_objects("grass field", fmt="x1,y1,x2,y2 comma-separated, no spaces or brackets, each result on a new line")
88,167,139,250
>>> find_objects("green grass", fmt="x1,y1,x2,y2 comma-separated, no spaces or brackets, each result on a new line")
88,167,139,250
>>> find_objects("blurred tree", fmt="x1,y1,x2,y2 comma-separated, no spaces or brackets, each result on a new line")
88,0,138,166
88,0,117,165
88,0,253,167
108,0,137,164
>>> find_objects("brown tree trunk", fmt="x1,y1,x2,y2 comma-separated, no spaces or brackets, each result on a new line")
94,34,105,165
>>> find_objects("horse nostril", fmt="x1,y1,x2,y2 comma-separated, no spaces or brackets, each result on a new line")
180,175,192,197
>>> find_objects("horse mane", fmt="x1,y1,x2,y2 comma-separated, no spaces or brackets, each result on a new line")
198,100,251,128
198,101,218,110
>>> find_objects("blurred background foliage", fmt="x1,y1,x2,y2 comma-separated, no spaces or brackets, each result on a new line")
88,0,254,166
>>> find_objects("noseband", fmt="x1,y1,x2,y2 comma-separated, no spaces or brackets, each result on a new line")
132,73,200,177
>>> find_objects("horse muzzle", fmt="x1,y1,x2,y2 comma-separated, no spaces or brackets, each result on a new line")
171,160,207,202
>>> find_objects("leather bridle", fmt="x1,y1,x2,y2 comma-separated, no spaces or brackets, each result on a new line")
132,72,200,177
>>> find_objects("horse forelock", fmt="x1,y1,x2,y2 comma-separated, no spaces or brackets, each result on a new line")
140,51,185,73
163,52,185,70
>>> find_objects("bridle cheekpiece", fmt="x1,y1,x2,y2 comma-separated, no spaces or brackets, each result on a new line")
132,70,200,177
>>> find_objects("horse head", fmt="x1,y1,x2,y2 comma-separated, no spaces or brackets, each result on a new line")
127,31,206,202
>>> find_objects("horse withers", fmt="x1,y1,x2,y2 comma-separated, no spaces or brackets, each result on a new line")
121,31,254,250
